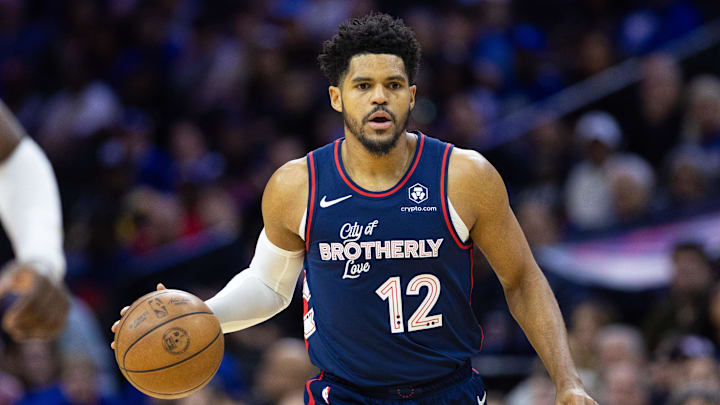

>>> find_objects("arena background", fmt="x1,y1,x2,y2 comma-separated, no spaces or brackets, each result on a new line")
1,0,720,404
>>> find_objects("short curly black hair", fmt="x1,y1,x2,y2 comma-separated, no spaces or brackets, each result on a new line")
318,13,421,87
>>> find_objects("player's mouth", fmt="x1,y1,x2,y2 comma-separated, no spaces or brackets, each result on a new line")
367,111,393,130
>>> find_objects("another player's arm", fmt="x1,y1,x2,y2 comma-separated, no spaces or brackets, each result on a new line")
448,149,597,405
0,99,69,341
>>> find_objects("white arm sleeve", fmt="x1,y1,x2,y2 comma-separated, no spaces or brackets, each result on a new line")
0,137,65,282
205,229,304,333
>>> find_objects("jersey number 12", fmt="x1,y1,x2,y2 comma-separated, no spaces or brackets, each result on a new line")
376,274,443,333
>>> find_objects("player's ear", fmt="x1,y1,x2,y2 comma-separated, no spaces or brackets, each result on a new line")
409,84,416,110
329,86,342,113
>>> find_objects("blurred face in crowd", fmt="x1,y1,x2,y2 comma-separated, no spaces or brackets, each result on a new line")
611,173,650,222
17,340,58,387
587,140,612,166
61,358,99,405
684,356,720,389
711,286,720,334
670,160,706,203
595,326,645,370
604,363,649,405
672,248,713,297
687,78,720,134
254,339,317,403
640,54,681,122
329,53,416,155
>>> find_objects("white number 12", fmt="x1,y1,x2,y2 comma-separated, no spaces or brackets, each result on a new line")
375,274,443,334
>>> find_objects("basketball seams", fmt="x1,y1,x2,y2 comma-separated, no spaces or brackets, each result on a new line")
126,343,223,398
121,327,222,373
121,311,214,370
115,289,178,364
116,290,177,349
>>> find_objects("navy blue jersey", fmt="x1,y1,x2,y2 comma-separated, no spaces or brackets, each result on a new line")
302,133,483,387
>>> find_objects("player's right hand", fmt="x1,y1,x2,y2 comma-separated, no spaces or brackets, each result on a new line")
110,283,166,350
0,263,70,341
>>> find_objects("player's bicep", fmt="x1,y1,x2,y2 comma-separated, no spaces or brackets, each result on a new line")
261,158,308,252
469,162,535,290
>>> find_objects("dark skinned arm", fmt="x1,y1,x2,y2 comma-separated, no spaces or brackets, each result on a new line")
449,148,597,405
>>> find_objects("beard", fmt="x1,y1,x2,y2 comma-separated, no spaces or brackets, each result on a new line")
342,105,411,156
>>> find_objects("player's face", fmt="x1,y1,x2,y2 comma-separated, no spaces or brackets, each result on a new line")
329,53,416,155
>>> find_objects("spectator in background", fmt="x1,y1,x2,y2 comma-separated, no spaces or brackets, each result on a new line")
58,356,122,405
595,324,647,372
117,187,182,254
594,325,650,405
709,283,720,347
525,114,571,202
681,75,720,180
573,31,614,80
567,301,614,393
606,154,656,226
504,361,556,405
645,242,717,351
601,362,650,405
516,198,561,247
564,111,622,231
652,335,720,403
623,53,683,169
169,120,225,187
663,147,712,212
251,338,317,405
10,340,61,405
36,39,121,162
670,387,720,405
565,110,657,231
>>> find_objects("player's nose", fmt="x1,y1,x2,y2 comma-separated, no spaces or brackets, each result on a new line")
370,85,389,105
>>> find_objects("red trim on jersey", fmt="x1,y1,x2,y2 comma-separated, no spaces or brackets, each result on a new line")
479,323,485,352
333,134,425,197
305,152,316,251
306,371,324,405
440,144,472,250
302,271,310,352
469,248,474,305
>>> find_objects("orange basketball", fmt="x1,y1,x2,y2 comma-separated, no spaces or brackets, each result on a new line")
114,289,224,399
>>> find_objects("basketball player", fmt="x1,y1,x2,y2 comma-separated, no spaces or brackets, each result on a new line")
113,13,597,404
0,99,69,341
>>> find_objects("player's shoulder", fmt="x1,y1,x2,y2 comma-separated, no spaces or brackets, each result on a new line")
448,146,501,187
264,157,309,202
447,146,508,215
262,157,309,225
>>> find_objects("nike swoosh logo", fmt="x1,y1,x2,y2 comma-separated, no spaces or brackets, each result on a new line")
319,195,353,208
477,392,486,405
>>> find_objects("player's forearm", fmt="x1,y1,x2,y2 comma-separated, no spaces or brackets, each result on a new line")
0,137,65,281
205,270,291,333
204,229,304,333
504,266,582,389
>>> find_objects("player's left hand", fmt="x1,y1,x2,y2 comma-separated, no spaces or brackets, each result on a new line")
555,386,598,405
0,263,70,341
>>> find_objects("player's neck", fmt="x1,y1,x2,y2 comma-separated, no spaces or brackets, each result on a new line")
341,132,416,192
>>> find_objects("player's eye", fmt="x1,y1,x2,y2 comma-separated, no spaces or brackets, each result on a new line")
357,83,370,90
389,82,402,89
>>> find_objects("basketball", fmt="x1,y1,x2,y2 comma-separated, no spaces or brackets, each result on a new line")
113,289,224,399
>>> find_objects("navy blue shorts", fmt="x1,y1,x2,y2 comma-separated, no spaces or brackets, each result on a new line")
304,362,486,405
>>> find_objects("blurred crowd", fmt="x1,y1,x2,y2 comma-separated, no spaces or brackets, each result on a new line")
0,0,719,404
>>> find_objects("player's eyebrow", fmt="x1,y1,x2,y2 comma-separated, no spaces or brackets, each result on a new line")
351,77,374,83
385,75,406,83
